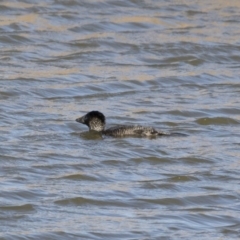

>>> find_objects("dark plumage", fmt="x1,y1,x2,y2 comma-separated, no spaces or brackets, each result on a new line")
76,111,169,137
76,111,105,132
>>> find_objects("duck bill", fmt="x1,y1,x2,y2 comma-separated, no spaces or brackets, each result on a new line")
76,115,85,124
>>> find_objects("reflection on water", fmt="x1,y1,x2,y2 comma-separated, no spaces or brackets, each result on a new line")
1,0,240,239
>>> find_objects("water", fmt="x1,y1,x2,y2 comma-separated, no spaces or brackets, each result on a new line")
1,0,240,239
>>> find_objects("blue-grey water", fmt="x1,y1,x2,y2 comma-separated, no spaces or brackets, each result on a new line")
1,0,240,239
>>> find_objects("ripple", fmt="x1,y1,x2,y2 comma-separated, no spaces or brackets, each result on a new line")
196,117,239,125
129,156,169,165
0,204,35,212
0,34,32,44
55,197,130,207
168,175,199,182
180,157,214,165
1,189,49,201
57,173,98,181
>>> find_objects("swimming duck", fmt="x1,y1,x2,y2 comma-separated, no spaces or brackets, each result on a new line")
76,111,169,137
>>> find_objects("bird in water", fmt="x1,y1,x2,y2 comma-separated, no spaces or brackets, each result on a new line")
76,111,169,137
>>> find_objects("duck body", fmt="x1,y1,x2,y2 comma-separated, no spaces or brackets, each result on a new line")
103,125,166,137
76,111,168,137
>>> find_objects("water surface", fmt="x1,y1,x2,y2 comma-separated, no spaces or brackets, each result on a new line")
1,0,240,239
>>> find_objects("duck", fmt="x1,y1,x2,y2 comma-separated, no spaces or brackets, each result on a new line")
76,111,169,137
